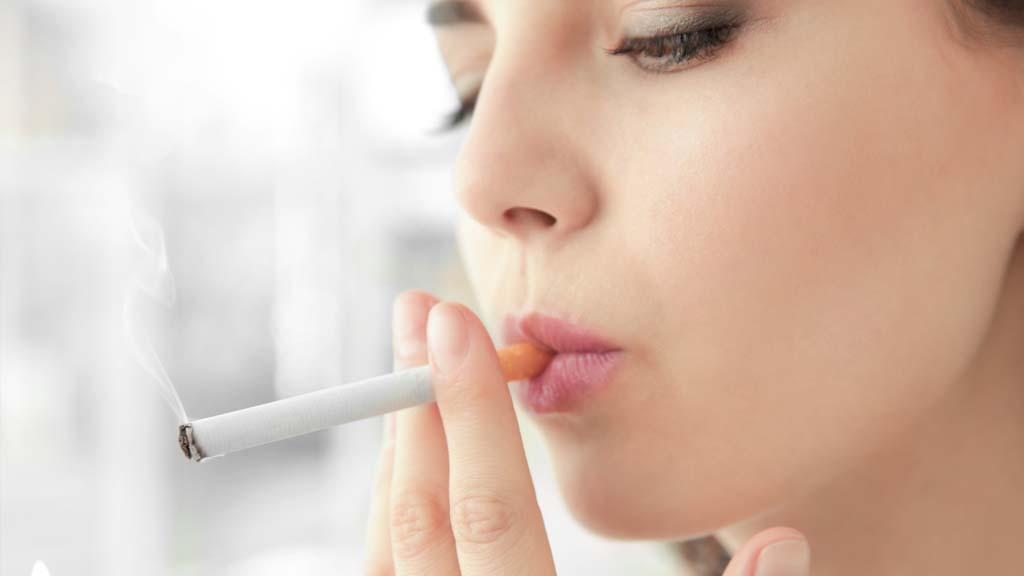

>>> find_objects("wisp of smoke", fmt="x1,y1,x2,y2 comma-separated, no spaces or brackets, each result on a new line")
123,209,189,424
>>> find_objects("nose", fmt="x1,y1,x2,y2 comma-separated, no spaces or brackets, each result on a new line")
453,49,599,245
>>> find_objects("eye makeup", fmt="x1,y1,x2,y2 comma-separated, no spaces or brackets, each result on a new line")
433,2,751,131
608,4,749,74
616,2,748,38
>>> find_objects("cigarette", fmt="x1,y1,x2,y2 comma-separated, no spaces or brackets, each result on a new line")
178,342,553,462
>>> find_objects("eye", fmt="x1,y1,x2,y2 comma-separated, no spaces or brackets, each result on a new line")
435,90,478,133
433,12,746,132
607,22,742,74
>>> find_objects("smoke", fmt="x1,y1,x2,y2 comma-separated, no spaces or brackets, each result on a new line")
123,209,189,424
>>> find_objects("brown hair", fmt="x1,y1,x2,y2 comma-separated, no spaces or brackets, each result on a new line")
966,0,1024,26
950,0,1024,43
672,2,1023,573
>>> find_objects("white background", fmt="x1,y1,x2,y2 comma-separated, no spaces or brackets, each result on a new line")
0,0,686,574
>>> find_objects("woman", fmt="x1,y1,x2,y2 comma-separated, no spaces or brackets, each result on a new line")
364,1,1024,574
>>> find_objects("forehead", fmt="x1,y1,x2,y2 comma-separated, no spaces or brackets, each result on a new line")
426,0,674,33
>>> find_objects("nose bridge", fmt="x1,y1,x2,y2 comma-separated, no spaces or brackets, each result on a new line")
453,11,599,244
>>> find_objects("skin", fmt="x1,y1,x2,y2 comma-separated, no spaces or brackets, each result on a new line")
365,0,1024,574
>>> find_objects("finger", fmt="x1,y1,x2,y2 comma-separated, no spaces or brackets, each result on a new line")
366,291,435,576
388,291,462,575
363,414,396,576
426,302,556,576
721,527,811,576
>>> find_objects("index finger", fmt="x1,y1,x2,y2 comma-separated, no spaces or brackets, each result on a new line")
426,302,557,576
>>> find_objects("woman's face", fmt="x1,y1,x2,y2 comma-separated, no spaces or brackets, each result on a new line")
432,0,1024,539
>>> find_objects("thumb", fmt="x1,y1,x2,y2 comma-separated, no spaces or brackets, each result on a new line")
721,527,811,576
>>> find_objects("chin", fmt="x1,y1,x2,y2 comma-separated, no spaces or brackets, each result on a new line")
544,441,723,542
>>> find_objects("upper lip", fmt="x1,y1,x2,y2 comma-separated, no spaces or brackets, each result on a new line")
502,312,621,354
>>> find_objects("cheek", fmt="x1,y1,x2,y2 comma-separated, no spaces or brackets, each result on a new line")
651,4,1013,456
558,3,1019,537
452,1,1022,540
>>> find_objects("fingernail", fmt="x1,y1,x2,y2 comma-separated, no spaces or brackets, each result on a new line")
393,295,428,367
755,539,811,576
427,303,469,375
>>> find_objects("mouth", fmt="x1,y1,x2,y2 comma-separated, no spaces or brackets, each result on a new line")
502,312,623,413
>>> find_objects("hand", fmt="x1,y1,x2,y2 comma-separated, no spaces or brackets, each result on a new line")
364,290,556,575
364,290,813,576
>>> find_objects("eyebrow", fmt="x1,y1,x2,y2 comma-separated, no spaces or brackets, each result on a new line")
426,0,485,27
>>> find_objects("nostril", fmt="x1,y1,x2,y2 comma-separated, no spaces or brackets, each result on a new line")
503,207,557,231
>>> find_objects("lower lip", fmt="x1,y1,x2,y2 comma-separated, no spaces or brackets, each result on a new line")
514,350,622,413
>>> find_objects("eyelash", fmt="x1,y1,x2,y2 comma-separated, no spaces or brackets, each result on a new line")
438,91,478,133
607,22,742,74
436,22,741,132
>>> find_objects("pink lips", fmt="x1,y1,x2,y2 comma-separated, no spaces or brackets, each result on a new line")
502,313,623,413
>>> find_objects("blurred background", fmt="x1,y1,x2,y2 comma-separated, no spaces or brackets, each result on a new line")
0,0,686,574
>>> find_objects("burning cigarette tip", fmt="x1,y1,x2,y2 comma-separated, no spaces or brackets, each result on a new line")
179,424,201,462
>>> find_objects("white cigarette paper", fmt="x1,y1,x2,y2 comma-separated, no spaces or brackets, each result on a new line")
178,342,553,462
179,365,435,462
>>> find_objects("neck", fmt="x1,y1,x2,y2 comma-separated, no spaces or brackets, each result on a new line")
716,236,1024,575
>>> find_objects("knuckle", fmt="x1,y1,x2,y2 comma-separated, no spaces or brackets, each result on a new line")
450,491,520,546
389,489,450,560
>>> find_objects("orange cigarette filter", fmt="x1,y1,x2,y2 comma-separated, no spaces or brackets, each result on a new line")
497,342,554,381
